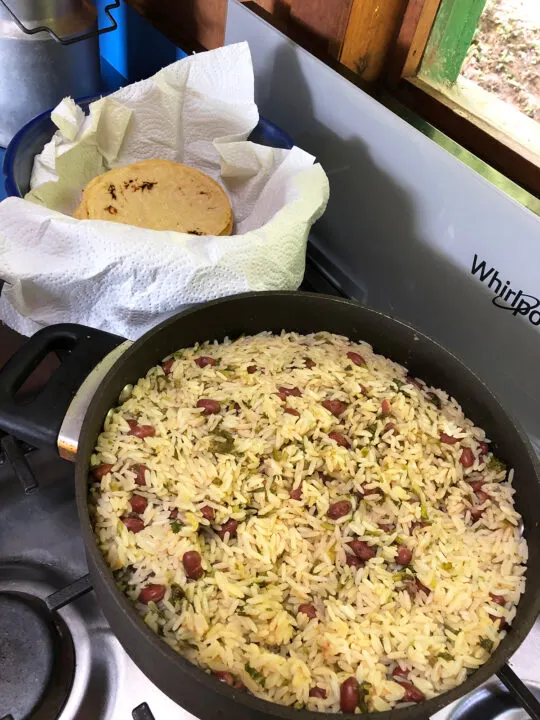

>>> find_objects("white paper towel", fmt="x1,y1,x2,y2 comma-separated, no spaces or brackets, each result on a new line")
0,43,329,339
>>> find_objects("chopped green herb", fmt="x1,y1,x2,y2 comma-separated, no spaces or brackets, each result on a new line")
487,457,507,474
427,392,442,409
209,430,235,454
170,583,184,601
366,423,378,439
360,447,369,457
358,682,372,712
393,378,405,390
170,520,182,534
420,505,429,521
442,562,453,572
479,637,494,653
438,652,454,661
245,663,265,687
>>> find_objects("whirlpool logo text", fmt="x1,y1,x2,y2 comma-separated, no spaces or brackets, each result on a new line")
471,254,540,327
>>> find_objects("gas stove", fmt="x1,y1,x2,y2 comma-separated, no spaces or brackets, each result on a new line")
0,253,539,720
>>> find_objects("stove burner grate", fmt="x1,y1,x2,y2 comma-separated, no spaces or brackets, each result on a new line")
0,591,74,720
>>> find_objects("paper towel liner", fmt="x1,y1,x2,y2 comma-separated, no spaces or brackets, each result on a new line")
0,42,329,340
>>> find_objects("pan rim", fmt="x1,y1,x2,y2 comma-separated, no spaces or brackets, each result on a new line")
75,291,540,719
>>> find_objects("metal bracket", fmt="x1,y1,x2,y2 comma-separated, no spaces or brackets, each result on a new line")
0,0,120,45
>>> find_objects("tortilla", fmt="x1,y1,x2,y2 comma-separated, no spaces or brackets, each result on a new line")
73,159,233,236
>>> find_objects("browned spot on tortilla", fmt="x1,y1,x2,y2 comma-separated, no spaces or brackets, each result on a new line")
105,205,118,215
188,230,202,235
140,181,157,191
108,184,117,200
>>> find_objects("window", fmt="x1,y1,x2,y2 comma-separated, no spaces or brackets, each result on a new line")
387,0,540,199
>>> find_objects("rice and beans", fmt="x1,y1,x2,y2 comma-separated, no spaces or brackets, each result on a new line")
89,332,526,713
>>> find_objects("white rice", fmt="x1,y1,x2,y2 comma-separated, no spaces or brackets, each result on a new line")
89,331,527,713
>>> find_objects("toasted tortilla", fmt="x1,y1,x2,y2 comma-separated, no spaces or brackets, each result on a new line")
73,159,233,236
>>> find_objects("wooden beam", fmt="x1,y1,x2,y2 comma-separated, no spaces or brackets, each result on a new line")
386,0,443,85
289,0,354,58
421,0,487,84
339,0,409,82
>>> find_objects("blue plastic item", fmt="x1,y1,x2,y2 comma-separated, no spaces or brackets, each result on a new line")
3,96,294,199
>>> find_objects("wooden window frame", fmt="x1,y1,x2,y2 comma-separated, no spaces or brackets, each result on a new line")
386,0,540,199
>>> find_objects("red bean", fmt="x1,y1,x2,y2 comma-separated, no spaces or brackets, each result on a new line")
298,603,317,619
170,508,178,519
304,357,316,369
284,407,300,417
365,486,385,499
131,464,149,486
162,358,174,375
381,399,391,415
440,432,458,445
392,665,409,679
347,351,366,367
138,583,166,604
290,485,303,500
216,519,238,540
200,505,215,521
476,490,491,503
201,505,216,521
213,671,235,686
322,399,348,417
327,500,352,519
378,523,394,533
397,680,425,703
384,423,396,435
195,356,216,368
197,399,221,415
470,480,485,493
247,365,257,374
275,391,287,401
328,431,350,448
406,376,422,388
122,516,145,533
406,579,431,598
129,494,148,514
360,384,369,396
348,539,376,560
92,463,114,480
460,447,475,468
479,441,489,455
490,614,508,630
346,554,365,568
277,385,302,397
127,419,156,438
396,545,413,566
470,506,485,521
490,593,506,606
309,686,327,699
340,677,359,713
183,550,204,580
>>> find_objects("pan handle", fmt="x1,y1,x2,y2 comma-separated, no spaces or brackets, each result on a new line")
0,324,125,451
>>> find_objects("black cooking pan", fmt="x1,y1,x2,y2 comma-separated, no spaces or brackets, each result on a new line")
0,291,539,720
